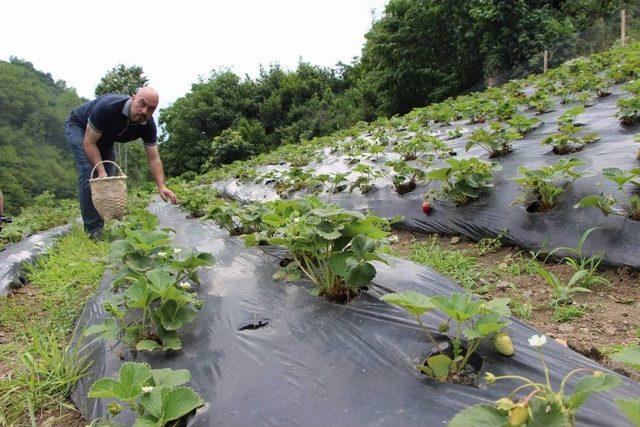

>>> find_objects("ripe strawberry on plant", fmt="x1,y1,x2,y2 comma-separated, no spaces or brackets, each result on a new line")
422,200,432,215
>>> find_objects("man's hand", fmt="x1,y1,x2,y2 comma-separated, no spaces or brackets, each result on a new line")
159,186,178,204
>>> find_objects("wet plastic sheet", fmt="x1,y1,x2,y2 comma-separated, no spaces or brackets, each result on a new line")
71,202,639,426
0,224,70,296
215,91,640,268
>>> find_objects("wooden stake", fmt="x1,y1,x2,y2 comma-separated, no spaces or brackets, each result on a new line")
543,50,548,73
622,9,626,47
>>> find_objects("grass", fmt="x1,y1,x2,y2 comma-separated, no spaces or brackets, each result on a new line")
0,226,108,425
383,236,488,290
552,305,587,322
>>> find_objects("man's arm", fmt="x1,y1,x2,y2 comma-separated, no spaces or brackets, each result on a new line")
83,124,107,177
144,144,178,204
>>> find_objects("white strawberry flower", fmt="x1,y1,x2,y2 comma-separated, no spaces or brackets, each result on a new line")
178,282,190,290
157,251,167,258
173,248,182,254
528,335,547,347
141,386,154,393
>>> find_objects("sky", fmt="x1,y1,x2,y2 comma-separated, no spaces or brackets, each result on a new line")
1,0,388,111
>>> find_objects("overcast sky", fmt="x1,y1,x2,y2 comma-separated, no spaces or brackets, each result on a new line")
1,0,388,111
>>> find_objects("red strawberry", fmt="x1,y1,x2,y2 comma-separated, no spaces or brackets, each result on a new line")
422,201,431,215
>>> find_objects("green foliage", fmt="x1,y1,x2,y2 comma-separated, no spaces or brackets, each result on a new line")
88,362,204,426
0,58,80,212
159,63,354,175
449,338,621,427
511,158,590,212
0,191,78,245
575,167,640,220
85,210,214,351
0,226,108,425
426,157,500,205
465,122,522,157
243,197,391,301
94,63,148,97
535,266,591,306
385,159,428,194
381,291,511,381
207,128,257,167
542,106,600,154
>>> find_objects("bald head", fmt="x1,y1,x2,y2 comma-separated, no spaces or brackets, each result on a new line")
130,86,159,123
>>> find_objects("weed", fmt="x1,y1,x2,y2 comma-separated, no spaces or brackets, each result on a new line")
552,305,587,322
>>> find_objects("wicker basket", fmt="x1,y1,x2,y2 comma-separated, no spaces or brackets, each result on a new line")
89,160,127,221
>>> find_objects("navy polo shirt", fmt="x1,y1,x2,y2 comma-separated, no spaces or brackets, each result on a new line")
69,94,157,148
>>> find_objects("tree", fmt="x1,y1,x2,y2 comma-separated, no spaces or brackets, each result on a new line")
95,63,148,96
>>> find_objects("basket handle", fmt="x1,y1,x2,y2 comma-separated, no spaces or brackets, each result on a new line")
90,160,125,179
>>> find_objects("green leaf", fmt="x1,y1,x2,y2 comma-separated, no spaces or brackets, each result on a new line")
110,240,134,260
448,404,507,427
568,373,621,409
611,346,640,370
425,354,452,380
156,300,197,330
84,319,119,340
136,340,161,352
161,387,204,423
351,235,376,258
125,279,151,309
315,221,342,240
152,368,191,389
328,252,351,278
483,298,511,317
432,293,483,322
132,416,161,427
616,399,640,426
527,399,570,427
380,291,436,317
146,270,174,299
125,254,157,272
88,378,121,399
140,388,163,420
345,261,376,288
118,362,153,400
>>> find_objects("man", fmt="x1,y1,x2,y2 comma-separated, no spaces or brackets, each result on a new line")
65,86,177,239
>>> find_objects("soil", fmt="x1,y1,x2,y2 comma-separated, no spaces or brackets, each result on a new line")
388,230,640,380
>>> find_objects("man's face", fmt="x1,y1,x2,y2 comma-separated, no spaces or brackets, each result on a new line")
130,92,158,123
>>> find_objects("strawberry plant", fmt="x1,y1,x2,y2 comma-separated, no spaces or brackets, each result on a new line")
617,80,640,125
385,160,428,195
86,211,214,352
542,106,600,154
610,346,640,426
348,164,383,194
273,167,320,196
575,167,640,220
316,173,349,194
204,199,268,235
426,157,500,205
88,362,204,426
528,92,555,114
506,114,541,135
244,197,391,302
446,127,464,140
381,291,512,384
511,158,590,213
449,335,620,427
465,122,522,157
396,131,443,160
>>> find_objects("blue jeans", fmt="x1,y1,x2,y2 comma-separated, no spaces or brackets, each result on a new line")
64,118,115,233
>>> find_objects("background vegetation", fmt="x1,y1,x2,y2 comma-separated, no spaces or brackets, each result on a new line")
1,1,637,208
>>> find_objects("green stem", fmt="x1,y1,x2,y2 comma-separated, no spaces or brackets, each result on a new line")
416,316,444,356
